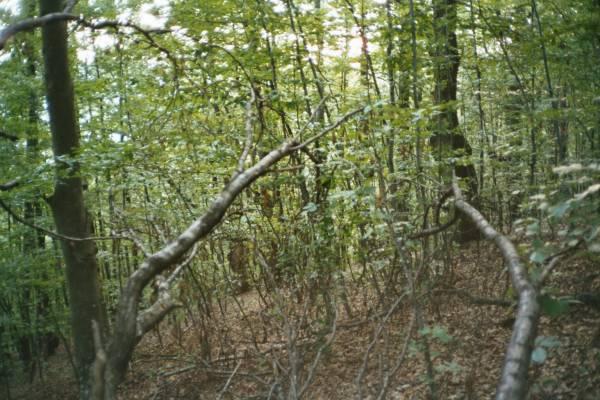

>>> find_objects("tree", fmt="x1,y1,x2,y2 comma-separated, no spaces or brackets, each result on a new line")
430,0,479,241
1,0,599,399
38,0,106,397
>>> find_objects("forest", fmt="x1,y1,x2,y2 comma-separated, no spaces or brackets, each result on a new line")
0,0,599,399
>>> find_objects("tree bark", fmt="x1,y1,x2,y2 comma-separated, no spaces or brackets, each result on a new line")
38,0,106,398
452,178,539,400
431,0,479,241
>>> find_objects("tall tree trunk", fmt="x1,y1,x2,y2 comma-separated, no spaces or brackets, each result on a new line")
430,0,479,242
38,0,106,398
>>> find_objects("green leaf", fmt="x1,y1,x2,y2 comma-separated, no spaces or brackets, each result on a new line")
535,336,561,348
419,325,453,343
329,190,356,201
548,202,570,218
539,294,569,317
526,222,540,236
530,250,549,264
588,243,600,253
303,202,317,213
531,347,547,364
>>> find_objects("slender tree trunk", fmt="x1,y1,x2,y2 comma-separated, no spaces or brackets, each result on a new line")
409,0,426,208
531,0,565,164
17,0,42,381
38,0,106,398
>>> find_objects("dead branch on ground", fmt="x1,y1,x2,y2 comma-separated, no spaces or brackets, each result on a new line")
452,175,539,400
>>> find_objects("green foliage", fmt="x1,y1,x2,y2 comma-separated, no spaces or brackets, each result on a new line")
0,0,599,392
532,336,561,364
539,294,570,317
419,325,453,344
528,163,600,258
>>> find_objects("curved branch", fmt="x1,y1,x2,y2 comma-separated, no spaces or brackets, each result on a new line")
453,176,539,400
0,179,20,191
0,12,169,51
104,107,362,395
292,106,363,150
0,197,125,242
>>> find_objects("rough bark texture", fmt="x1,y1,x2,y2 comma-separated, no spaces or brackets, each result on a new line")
39,0,106,398
453,178,540,400
431,0,479,241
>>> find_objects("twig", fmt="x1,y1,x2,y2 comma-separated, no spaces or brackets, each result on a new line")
292,106,363,150
298,307,338,399
236,89,256,175
0,13,170,51
536,240,583,288
216,360,242,400
124,227,152,258
63,0,78,13
166,243,198,286
433,289,514,307
0,179,19,191
136,244,198,336
375,314,416,400
355,293,408,398
160,364,196,378
0,197,125,242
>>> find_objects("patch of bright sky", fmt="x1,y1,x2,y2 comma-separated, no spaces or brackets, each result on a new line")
0,0,20,63
2,0,369,68
269,0,286,14
74,0,172,64
137,0,170,30
0,0,20,16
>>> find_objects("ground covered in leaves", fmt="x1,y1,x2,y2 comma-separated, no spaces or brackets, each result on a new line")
8,243,600,399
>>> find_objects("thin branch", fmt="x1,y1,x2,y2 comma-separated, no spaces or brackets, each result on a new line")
0,12,169,51
0,131,19,142
298,307,338,399
216,360,242,400
123,227,152,258
137,244,198,336
375,313,416,400
0,179,20,191
292,106,363,151
295,96,329,139
0,197,124,242
107,106,362,391
408,216,457,239
433,289,514,307
1,13,76,50
200,44,255,90
408,189,458,239
166,243,198,286
355,293,408,397
63,0,78,13
536,240,583,288
236,89,256,175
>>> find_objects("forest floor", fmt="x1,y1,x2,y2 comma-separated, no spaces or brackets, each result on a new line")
8,242,600,400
